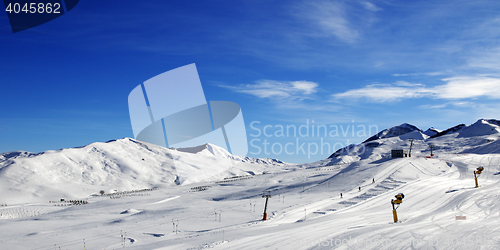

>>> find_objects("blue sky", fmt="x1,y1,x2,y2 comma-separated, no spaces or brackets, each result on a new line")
2,0,500,163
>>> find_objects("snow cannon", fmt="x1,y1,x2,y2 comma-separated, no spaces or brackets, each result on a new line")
474,167,484,188
391,193,405,223
393,193,404,204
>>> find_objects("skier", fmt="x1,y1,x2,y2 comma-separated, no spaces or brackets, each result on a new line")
340,193,342,198
359,186,361,191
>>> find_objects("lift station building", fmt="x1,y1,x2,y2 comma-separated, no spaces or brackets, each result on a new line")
391,149,408,158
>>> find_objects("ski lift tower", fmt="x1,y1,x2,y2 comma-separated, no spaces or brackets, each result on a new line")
429,145,435,157
408,139,414,157
262,191,271,220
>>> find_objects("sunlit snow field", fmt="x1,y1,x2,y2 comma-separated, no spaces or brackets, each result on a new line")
1,119,500,249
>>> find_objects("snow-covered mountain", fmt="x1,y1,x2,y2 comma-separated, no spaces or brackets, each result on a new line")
423,127,441,137
2,118,500,250
363,123,422,143
458,119,500,138
430,123,466,138
0,138,287,204
330,123,424,159
330,119,500,160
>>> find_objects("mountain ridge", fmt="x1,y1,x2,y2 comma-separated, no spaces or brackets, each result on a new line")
329,118,500,159
0,138,287,204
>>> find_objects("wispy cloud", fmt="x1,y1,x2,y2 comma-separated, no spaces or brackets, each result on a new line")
392,81,424,87
332,82,433,102
219,80,318,99
419,103,448,109
455,17,500,70
392,72,447,77
298,1,360,44
419,101,473,110
361,2,382,12
436,76,500,99
332,76,500,102
217,80,348,113
467,47,500,70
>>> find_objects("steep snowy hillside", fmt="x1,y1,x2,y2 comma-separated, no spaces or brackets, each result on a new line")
430,123,466,138
458,119,500,138
0,139,290,204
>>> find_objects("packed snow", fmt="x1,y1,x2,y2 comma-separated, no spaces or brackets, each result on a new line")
1,119,500,249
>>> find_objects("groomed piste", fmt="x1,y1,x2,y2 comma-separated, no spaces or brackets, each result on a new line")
1,119,500,249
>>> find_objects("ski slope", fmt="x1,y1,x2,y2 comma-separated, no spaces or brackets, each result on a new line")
0,154,499,249
1,119,500,249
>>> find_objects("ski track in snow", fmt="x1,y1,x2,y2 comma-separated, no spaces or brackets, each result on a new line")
2,120,500,249
2,155,498,250
151,196,180,205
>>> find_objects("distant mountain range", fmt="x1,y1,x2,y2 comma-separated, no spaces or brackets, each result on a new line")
329,118,500,158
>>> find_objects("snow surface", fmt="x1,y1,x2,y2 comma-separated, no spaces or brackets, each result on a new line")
0,139,287,205
1,119,500,249
458,119,500,138
399,130,428,140
175,143,232,158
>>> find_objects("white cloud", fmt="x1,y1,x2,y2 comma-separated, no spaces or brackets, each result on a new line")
361,2,382,12
332,84,434,102
468,47,500,70
436,77,500,99
217,80,343,113
300,1,359,43
463,18,500,70
290,81,318,94
468,55,500,70
373,61,384,67
393,81,424,87
392,72,446,77
332,76,500,103
419,103,448,109
219,80,318,99
419,101,473,110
